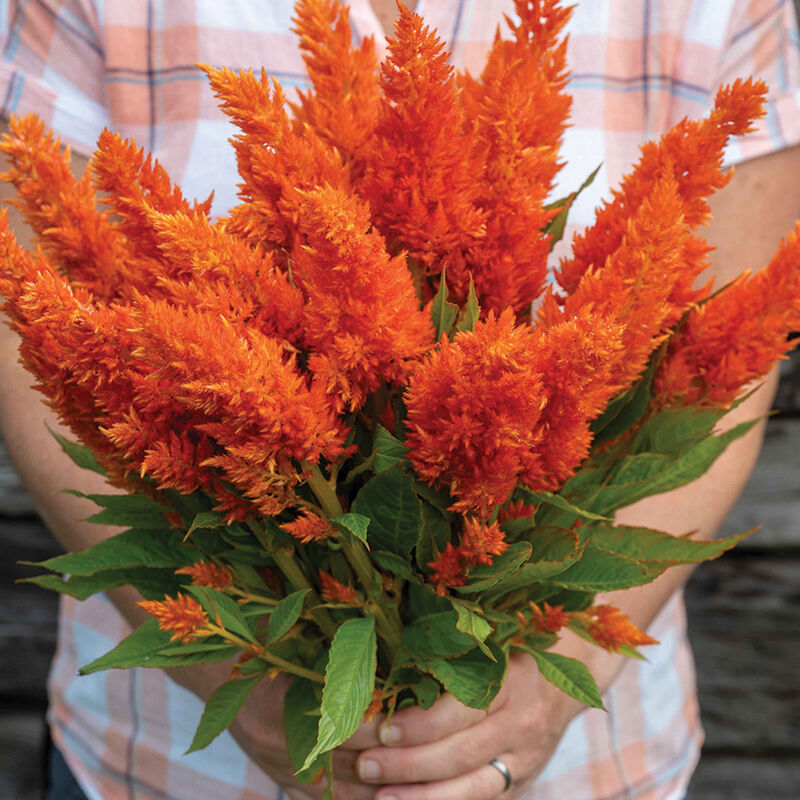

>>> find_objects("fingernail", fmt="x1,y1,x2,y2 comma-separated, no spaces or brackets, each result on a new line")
379,723,402,744
358,758,382,780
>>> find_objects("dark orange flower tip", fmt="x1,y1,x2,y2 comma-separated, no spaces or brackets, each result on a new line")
530,601,572,634
281,512,337,544
175,561,233,591
583,605,658,652
318,569,359,604
426,542,468,595
137,593,209,643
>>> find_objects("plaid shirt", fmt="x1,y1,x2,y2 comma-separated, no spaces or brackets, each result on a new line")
3,2,800,798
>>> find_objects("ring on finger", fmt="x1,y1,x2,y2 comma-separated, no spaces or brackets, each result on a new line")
488,758,512,792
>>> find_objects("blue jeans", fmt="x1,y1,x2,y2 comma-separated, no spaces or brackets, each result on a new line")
46,744,89,800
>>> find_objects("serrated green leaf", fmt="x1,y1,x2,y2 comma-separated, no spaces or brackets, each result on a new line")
266,589,310,644
520,489,611,523
455,542,532,593
423,638,506,709
450,598,494,659
352,465,422,557
186,674,264,753
33,529,197,576
186,585,258,645
332,513,370,547
456,276,481,333
630,407,728,456
48,427,106,475
431,266,459,340
301,617,377,770
23,566,182,601
547,544,659,591
586,524,753,567
72,492,172,529
372,425,409,474
187,511,226,534
403,611,477,660
80,618,172,674
528,649,605,709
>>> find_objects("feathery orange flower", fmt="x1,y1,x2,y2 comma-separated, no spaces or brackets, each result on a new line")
454,0,572,316
498,499,537,524
530,601,572,634
292,184,433,410
176,561,233,591
405,309,546,515
318,570,359,604
557,79,767,295
203,65,349,250
290,0,380,170
0,115,138,299
459,518,508,566
281,512,337,544
655,223,800,407
360,4,486,269
138,593,210,643
427,542,468,595
583,605,658,652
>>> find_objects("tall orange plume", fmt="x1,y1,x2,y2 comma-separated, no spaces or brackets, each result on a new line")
557,79,767,295
290,0,381,170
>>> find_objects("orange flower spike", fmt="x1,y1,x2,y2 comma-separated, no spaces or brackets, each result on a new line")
557,79,767,295
405,309,546,515
176,561,233,591
584,605,658,653
426,543,468,596
530,601,572,634
290,0,380,167
92,130,212,264
457,0,572,315
293,184,433,411
364,688,385,723
655,223,800,408
145,209,306,345
203,65,349,250
360,5,486,269
498,499,537,524
459,518,508,567
281,512,337,544
137,593,210,643
0,116,136,299
318,570,359,604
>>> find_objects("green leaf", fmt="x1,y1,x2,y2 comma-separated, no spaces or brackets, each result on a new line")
416,500,452,571
543,163,601,248
71,492,172,529
301,617,377,770
186,674,264,753
266,589,310,644
285,676,326,782
456,276,481,333
456,542,532,593
371,550,416,581
49,428,106,475
547,545,659,591
372,425,409,474
411,676,440,709
630,407,727,456
423,639,506,709
352,465,422,557
528,649,605,710
80,618,172,674
23,566,182,601
187,511,226,534
33,529,197,576
332,513,370,547
430,265,459,340
186,585,259,645
521,490,611,523
402,611,477,660
586,524,753,567
450,598,495,659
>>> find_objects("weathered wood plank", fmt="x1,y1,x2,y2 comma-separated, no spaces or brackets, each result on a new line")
0,439,36,517
688,755,800,800
0,708,47,800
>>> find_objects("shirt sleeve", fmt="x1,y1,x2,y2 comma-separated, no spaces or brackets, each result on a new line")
1,0,110,156
715,0,800,165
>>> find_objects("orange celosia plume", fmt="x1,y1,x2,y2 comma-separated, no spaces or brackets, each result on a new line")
655,223,800,407
318,570,359,604
281,511,337,544
583,605,658,652
556,79,767,296
138,593,210,643
175,561,233,591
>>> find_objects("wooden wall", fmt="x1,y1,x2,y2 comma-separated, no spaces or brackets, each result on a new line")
1,352,799,797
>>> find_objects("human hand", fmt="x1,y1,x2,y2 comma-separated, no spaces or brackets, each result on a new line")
339,652,582,800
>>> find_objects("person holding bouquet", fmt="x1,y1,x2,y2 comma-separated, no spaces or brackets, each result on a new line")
2,2,800,799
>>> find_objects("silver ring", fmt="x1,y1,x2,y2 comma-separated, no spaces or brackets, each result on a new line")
488,758,512,792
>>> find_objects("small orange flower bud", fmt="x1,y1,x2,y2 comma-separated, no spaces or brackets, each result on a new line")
176,561,233,590
584,605,658,652
138,593,209,643
318,570,359,604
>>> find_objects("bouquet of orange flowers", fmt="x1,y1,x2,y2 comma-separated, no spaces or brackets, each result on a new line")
2,0,799,791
